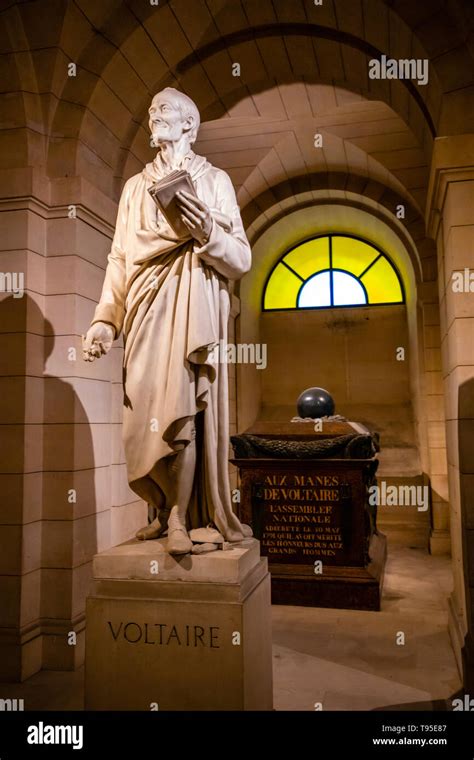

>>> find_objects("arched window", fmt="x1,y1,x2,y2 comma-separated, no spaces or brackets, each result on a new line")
262,234,404,311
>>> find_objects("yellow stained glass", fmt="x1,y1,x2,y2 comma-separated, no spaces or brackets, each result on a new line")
263,263,301,309
331,237,379,276
361,256,403,303
283,237,329,280
263,236,404,310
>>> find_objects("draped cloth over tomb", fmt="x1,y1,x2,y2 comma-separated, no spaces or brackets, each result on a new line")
92,151,252,542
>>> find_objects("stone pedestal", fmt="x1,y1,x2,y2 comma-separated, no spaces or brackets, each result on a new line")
85,537,273,711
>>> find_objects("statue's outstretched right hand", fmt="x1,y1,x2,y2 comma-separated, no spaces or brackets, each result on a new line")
82,322,115,362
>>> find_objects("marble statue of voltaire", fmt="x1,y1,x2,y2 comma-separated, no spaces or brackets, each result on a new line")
82,88,252,555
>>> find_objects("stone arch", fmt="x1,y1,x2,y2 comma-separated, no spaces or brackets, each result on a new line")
42,0,458,193
5,0,472,191
237,192,442,550
240,171,428,275
0,4,46,168
117,30,439,190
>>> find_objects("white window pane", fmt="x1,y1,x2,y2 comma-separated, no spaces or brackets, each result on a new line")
298,271,331,307
333,271,367,305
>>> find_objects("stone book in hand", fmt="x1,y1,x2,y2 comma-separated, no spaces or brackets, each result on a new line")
148,170,197,239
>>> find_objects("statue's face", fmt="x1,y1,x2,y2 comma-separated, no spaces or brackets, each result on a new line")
148,93,191,145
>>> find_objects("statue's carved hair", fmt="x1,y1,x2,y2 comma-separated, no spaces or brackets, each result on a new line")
149,88,201,145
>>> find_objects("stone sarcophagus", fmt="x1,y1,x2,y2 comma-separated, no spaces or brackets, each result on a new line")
231,420,386,611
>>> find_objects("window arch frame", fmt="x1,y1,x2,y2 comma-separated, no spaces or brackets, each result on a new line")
261,233,406,312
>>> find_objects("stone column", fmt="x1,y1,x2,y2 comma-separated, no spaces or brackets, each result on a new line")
418,240,450,555
426,134,474,682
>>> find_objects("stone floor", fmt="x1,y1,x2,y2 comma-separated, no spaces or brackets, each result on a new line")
0,543,461,711
272,544,461,710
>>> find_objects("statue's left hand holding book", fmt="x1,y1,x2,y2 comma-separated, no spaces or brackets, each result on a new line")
148,169,198,239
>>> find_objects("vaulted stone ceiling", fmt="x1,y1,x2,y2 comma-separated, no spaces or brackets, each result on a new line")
196,91,427,223
1,0,473,237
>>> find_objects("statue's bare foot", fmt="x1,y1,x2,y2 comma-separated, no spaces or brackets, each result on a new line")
166,506,192,555
136,509,170,541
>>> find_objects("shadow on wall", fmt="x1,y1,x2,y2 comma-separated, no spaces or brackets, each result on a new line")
459,376,474,689
0,293,97,679
458,377,474,483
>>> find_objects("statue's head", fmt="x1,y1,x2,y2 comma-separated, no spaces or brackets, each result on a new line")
148,88,201,148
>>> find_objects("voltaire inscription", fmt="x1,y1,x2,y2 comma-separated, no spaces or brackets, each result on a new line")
258,472,347,561
107,621,220,648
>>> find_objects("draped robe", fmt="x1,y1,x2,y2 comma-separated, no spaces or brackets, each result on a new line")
92,151,252,542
